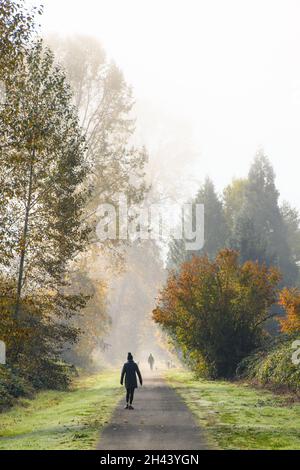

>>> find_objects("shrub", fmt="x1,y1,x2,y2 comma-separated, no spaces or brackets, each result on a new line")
237,336,300,393
0,367,33,410
27,361,76,391
153,249,281,378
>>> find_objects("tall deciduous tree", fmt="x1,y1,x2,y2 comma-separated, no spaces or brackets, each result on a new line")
0,40,89,373
49,36,147,249
46,36,149,365
0,0,41,73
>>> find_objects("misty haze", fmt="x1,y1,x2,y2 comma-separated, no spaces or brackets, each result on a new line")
0,0,300,456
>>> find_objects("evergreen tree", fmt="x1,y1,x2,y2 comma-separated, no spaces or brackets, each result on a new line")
280,201,300,273
195,177,228,258
168,177,228,269
167,238,187,271
230,152,297,285
223,178,247,232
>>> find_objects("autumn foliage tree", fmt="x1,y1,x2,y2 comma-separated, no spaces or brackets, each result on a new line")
153,249,281,378
278,288,300,334
0,39,89,387
0,0,41,73
49,35,148,265
0,40,89,308
46,35,149,365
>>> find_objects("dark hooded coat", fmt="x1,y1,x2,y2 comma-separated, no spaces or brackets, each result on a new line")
120,360,143,389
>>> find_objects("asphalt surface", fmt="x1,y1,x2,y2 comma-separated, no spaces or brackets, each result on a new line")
97,373,209,450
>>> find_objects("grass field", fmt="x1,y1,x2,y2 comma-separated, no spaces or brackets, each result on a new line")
1,368,299,450
165,370,300,450
0,370,122,450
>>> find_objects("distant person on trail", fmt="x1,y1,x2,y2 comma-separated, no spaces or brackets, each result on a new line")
148,353,155,371
120,352,143,410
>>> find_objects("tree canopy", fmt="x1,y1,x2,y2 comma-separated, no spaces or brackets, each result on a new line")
154,249,281,378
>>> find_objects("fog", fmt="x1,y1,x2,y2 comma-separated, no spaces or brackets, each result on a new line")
36,0,300,210
24,0,300,366
3,4,300,447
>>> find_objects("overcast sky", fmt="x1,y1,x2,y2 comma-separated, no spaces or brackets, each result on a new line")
30,0,300,209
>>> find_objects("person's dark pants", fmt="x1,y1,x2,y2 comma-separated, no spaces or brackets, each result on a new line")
126,387,135,404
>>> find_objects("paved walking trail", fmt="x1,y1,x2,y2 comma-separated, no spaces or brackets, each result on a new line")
97,373,209,450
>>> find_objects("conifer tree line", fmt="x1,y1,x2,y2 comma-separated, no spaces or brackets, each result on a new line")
156,153,300,382
0,1,147,393
168,152,300,288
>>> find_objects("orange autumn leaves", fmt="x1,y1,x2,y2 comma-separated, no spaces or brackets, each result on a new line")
279,288,300,333
153,249,299,377
153,249,281,333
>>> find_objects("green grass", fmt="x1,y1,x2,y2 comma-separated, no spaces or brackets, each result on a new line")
165,370,300,450
0,370,122,450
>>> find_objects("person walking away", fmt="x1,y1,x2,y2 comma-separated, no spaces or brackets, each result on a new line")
120,352,143,410
148,353,155,371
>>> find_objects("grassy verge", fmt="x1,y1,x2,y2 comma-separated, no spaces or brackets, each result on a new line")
0,370,122,450
165,370,300,450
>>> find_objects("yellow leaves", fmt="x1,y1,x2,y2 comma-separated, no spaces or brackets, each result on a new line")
279,288,300,334
216,248,239,269
17,235,26,253
153,248,284,377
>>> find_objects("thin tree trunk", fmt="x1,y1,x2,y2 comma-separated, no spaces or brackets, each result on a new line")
15,150,35,319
